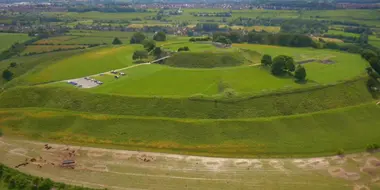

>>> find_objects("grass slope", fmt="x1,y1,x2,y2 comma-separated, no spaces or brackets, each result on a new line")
0,78,375,119
25,45,139,84
1,102,380,157
0,33,31,52
0,49,91,87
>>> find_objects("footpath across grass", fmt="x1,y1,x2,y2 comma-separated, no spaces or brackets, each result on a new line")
1,102,380,157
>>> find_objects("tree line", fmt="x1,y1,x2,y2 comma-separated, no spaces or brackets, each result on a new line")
0,163,103,190
211,31,314,47
68,7,147,13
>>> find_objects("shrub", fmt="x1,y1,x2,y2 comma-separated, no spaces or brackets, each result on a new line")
112,37,122,45
0,128,2,137
366,143,380,152
337,149,344,156
223,88,238,98
261,54,272,66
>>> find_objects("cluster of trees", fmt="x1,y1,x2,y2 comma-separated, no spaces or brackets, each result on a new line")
130,32,166,44
210,31,314,47
344,27,373,35
68,6,147,13
132,34,167,61
213,32,241,43
189,37,211,42
361,48,380,94
261,54,307,81
280,19,328,35
177,46,190,52
0,164,100,190
191,12,232,17
247,32,314,47
2,62,18,81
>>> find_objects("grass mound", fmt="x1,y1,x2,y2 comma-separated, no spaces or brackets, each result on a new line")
1,102,380,157
0,78,375,119
164,51,245,68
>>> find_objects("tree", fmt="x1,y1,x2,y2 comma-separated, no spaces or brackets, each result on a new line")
369,57,380,75
359,32,369,45
361,49,377,62
153,31,166,41
261,54,272,66
132,50,148,60
130,32,146,44
2,69,13,81
152,47,162,57
294,65,307,81
284,56,295,72
142,39,156,52
112,37,122,45
271,56,286,76
214,35,232,44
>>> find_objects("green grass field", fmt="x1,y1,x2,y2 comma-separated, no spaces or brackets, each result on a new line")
0,48,91,87
1,101,379,157
0,33,31,52
233,44,368,84
91,64,303,96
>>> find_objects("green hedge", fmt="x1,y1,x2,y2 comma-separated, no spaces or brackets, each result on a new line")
0,164,100,190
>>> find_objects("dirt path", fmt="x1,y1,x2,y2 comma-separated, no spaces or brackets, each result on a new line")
1,137,380,190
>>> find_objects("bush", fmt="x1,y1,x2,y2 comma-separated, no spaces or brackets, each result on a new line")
9,62,17,68
112,37,122,45
366,143,380,152
0,128,2,137
337,149,344,156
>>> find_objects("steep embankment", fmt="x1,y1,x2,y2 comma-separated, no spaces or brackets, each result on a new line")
0,78,375,119
1,102,379,157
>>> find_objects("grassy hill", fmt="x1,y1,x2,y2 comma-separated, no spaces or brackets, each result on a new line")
164,51,246,68
0,78,375,119
1,102,380,157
